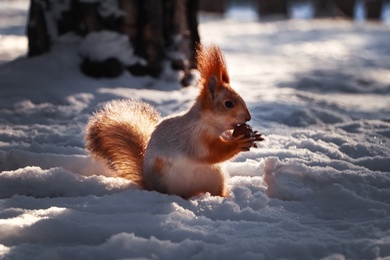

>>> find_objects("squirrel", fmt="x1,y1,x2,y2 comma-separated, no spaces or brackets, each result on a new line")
85,44,262,199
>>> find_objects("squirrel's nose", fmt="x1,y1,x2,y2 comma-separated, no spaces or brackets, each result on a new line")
245,111,251,122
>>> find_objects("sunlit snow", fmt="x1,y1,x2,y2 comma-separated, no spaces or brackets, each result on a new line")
0,1,390,260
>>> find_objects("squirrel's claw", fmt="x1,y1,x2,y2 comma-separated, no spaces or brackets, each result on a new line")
249,131,264,148
253,131,265,142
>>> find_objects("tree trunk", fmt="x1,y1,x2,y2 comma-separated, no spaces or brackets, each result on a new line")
365,0,382,20
257,0,288,19
27,0,200,86
27,0,50,56
333,0,356,18
199,0,225,13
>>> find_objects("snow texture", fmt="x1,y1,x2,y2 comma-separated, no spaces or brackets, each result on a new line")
79,30,142,65
1,2,390,260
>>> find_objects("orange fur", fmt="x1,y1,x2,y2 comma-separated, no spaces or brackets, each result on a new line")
152,157,166,176
196,45,232,111
85,100,161,186
197,44,230,85
200,133,239,164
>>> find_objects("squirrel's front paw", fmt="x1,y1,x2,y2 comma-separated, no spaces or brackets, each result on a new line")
233,135,256,151
233,124,264,150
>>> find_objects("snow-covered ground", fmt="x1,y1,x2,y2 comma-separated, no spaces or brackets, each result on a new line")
1,2,390,259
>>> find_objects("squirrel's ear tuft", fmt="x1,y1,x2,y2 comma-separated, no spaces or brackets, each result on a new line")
197,44,230,89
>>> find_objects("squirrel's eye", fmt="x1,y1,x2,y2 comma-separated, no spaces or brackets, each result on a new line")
224,100,234,109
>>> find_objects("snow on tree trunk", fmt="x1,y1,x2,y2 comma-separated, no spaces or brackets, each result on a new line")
27,0,200,86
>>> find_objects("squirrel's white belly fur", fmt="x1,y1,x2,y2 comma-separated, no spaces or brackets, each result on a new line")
143,155,227,199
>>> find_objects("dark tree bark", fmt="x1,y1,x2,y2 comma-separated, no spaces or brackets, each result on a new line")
257,0,288,18
313,0,383,20
27,0,200,86
186,0,200,69
365,0,382,20
27,0,50,56
199,0,225,13
333,0,356,18
313,0,336,17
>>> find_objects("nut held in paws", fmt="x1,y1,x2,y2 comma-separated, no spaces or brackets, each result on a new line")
233,124,254,138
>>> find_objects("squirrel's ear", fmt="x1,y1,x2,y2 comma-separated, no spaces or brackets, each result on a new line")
207,75,218,99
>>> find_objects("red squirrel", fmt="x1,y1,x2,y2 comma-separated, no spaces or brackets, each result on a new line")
85,44,263,199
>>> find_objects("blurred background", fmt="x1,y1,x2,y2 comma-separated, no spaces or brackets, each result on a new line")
0,0,389,85
202,0,390,22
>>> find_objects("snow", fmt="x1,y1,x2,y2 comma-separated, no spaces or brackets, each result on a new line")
1,1,390,259
288,1,315,20
79,31,142,65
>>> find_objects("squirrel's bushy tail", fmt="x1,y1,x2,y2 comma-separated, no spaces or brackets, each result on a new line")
85,100,161,186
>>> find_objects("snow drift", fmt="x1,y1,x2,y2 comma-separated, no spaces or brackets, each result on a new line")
0,2,390,260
